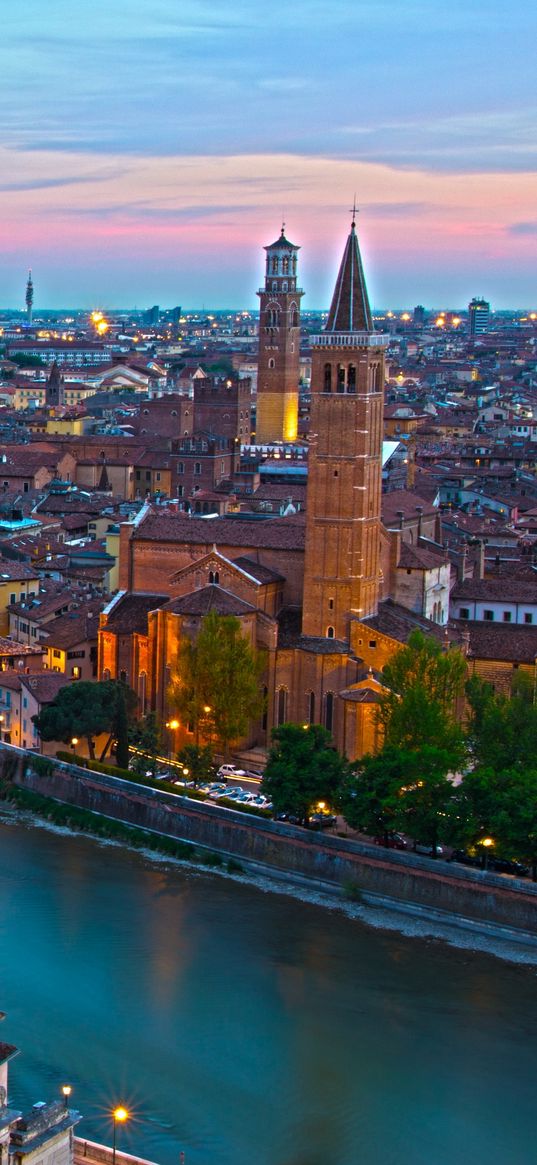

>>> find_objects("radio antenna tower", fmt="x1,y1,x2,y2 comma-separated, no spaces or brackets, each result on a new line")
25,270,34,324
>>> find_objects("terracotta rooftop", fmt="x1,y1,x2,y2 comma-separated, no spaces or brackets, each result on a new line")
455,619,537,664
132,509,306,551
232,556,285,584
451,576,537,603
381,489,437,526
104,592,168,635
161,585,256,617
361,599,464,647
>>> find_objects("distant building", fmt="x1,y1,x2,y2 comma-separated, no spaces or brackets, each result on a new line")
25,270,34,324
413,304,427,326
143,305,160,327
469,297,490,336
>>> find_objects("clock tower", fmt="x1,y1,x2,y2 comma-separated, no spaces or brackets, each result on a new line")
255,227,303,444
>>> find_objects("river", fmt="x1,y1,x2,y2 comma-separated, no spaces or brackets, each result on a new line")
0,807,536,1165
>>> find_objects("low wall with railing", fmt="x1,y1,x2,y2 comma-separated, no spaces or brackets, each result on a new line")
3,742,537,941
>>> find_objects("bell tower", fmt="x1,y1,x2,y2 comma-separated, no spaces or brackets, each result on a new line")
301,216,388,641
255,226,303,444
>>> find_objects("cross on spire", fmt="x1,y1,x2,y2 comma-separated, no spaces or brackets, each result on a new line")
350,196,358,229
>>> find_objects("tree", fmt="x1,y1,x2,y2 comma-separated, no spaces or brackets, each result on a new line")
176,744,214,785
340,744,456,855
338,747,415,843
395,746,457,856
33,680,135,760
378,629,467,762
466,672,537,772
115,685,130,769
261,723,349,825
128,713,161,775
450,766,537,878
168,610,265,758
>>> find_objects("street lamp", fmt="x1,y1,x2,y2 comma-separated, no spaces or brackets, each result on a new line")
71,737,78,754
61,1085,72,1109
112,1106,129,1165
480,836,495,871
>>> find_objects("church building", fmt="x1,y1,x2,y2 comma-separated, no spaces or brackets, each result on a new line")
98,219,458,760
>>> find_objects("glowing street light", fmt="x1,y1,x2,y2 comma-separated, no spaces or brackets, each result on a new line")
61,1084,72,1108
479,836,495,871
112,1106,129,1165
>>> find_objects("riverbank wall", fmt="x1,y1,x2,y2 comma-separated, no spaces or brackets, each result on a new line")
3,743,537,940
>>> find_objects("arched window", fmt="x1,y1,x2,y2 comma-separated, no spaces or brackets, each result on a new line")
307,690,315,724
262,685,268,732
282,281,288,292
171,410,177,417
324,364,332,393
271,256,278,274
290,303,299,327
277,687,287,725
325,692,334,733
268,358,275,369
120,669,127,684
102,668,110,681
327,626,335,639
282,256,289,274
348,364,356,392
337,365,345,393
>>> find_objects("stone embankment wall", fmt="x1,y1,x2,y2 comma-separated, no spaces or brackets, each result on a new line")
3,743,537,938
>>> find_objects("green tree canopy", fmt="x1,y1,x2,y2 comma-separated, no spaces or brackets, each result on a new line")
378,629,467,761
261,722,349,824
465,672,537,771
340,744,457,855
168,610,265,758
449,766,537,878
176,743,214,786
33,680,136,760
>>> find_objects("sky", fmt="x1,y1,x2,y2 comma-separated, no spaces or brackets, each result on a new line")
0,0,536,310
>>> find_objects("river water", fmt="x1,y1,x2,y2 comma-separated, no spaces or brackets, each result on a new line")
1,808,536,1165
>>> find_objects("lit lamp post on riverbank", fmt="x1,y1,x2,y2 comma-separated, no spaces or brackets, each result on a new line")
61,1084,72,1109
112,1105,129,1165
480,836,495,871
166,720,179,758
71,737,78,755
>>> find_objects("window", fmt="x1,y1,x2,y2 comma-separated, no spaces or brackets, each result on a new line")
262,686,268,732
328,598,334,611
327,626,335,639
348,364,356,392
156,472,161,482
337,365,345,393
71,666,81,679
324,364,332,393
307,690,315,724
208,570,220,584
483,610,494,621
503,611,512,623
277,687,287,726
324,692,334,733
178,462,184,474
369,640,377,649
524,613,533,624
194,462,201,475
10,594,15,605
268,358,275,369
459,608,470,620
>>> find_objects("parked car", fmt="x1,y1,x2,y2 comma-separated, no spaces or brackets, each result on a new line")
374,832,407,850
213,786,244,800
309,812,337,828
413,841,446,856
207,784,229,798
450,849,482,869
217,764,246,779
490,856,529,877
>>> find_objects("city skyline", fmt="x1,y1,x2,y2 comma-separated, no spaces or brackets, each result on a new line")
1,0,535,309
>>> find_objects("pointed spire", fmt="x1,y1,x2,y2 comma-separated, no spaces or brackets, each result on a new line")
325,219,373,334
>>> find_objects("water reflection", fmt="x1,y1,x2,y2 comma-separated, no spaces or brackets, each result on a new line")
1,813,536,1165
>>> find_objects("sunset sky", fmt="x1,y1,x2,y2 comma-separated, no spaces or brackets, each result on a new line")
1,0,535,310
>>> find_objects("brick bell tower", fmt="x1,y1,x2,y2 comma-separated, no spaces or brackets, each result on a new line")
255,226,303,444
301,215,388,640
